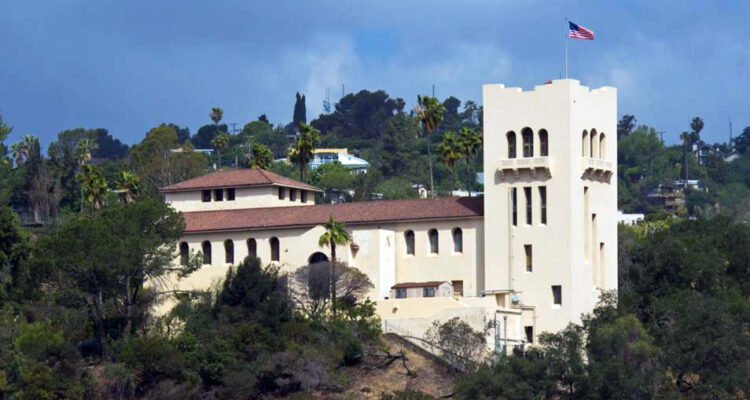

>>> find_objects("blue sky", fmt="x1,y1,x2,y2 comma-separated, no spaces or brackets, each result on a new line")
1,1,748,147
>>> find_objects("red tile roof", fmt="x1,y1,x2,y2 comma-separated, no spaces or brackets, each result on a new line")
181,196,484,233
391,281,448,289
160,168,321,193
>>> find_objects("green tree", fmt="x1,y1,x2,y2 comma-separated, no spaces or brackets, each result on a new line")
733,126,750,154
130,124,207,192
309,161,354,200
0,207,32,304
117,171,140,204
415,95,445,196
690,116,704,146
459,127,482,194
293,92,307,127
75,164,108,211
247,143,273,169
437,131,463,193
35,199,198,357
617,114,637,138
289,123,320,182
74,137,98,166
209,107,224,126
211,132,230,168
318,215,351,315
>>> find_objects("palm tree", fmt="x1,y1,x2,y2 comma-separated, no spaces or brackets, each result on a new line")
248,143,273,169
414,95,445,197
211,132,230,169
437,131,463,194
118,171,140,203
459,127,483,196
76,165,108,211
318,215,351,315
209,107,224,126
680,131,691,189
10,135,39,167
289,123,320,182
75,138,97,166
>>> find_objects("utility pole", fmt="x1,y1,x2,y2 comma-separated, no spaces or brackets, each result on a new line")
432,84,435,97
658,131,665,143
729,116,733,151
229,123,239,134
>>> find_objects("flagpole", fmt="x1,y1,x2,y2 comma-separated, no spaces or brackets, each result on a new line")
565,17,570,79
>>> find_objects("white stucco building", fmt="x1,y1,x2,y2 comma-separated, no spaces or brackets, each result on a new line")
160,79,617,348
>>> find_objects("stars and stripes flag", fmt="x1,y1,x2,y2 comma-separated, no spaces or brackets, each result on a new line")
568,21,595,40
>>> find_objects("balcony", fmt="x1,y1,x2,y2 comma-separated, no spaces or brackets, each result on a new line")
497,157,551,178
581,158,614,176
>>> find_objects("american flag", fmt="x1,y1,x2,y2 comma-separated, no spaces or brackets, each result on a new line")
568,21,595,40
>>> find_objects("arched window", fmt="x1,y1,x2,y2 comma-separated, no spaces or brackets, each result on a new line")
202,241,212,265
590,129,597,158
452,228,463,253
506,131,517,159
539,129,549,157
599,133,606,159
522,128,534,157
224,239,234,264
429,229,439,254
404,230,415,255
179,242,189,266
270,237,280,262
582,130,589,157
247,238,257,258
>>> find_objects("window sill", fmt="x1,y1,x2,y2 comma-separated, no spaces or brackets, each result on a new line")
427,253,439,257
551,304,562,309
451,252,463,256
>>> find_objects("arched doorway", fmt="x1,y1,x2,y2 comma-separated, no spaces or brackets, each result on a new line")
308,252,329,264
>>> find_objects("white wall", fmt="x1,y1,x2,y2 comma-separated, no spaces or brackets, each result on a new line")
164,185,314,213
482,79,617,338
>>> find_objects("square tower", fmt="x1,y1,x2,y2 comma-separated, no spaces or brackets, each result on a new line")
482,79,617,337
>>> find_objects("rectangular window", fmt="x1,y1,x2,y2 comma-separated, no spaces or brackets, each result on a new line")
525,244,533,272
524,187,532,225
423,287,436,297
539,186,547,224
511,188,517,227
214,189,223,202
278,187,286,200
290,189,297,201
301,190,308,203
395,288,407,299
202,190,211,202
452,280,464,296
583,187,589,262
599,242,605,289
552,285,562,306
525,326,534,344
227,188,235,201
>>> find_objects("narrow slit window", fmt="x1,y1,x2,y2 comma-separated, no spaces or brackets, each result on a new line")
452,228,463,253
270,237,280,262
202,190,211,202
202,241,212,265
539,186,547,224
552,285,562,306
179,242,189,266
525,326,534,344
524,187,532,225
227,188,235,201
289,189,297,201
522,128,534,157
525,244,532,272
224,240,234,264
429,229,439,255
582,130,588,157
539,129,549,157
214,189,223,202
278,187,286,200
511,188,518,227
247,238,257,258
405,230,415,255
507,131,517,158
